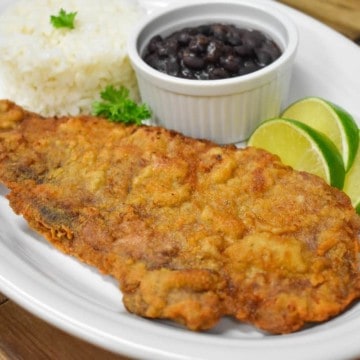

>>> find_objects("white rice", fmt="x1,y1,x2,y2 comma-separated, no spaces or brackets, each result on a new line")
0,0,145,116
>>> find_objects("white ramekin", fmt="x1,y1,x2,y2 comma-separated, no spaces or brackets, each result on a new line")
128,0,298,144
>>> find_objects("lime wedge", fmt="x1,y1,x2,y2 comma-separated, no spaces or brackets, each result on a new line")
343,130,360,213
281,97,359,171
248,118,345,189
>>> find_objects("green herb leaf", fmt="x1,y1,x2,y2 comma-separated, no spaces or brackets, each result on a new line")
92,86,151,125
50,8,77,30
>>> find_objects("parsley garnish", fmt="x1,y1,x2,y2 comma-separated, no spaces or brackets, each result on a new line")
50,9,77,30
92,86,151,125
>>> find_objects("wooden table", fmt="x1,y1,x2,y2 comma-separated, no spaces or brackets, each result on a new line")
1,1,360,359
279,0,360,42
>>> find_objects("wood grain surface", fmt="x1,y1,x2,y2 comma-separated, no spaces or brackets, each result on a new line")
1,1,359,360
0,295,130,360
279,0,360,40
0,293,7,305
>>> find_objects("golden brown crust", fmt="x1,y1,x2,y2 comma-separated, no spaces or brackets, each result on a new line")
1,99,360,334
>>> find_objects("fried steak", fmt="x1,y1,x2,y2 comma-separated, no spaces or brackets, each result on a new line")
0,99,359,334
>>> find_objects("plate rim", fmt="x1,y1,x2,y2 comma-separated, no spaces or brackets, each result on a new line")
0,1,360,359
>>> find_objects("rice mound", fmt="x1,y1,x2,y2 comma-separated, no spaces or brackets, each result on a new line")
0,0,144,116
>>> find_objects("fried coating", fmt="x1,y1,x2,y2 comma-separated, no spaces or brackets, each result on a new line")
1,99,360,334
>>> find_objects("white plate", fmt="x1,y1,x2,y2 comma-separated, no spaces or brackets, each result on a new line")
1,1,360,359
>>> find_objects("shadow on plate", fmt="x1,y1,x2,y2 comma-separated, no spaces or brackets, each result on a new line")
0,184,9,197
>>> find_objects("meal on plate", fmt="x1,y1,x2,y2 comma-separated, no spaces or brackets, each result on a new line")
1,100,360,334
0,0,359,337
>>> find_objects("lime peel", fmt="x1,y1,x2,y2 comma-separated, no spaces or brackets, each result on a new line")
248,117,345,189
343,130,360,213
281,96,359,171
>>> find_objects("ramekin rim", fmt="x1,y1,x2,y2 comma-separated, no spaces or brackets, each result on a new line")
127,0,299,92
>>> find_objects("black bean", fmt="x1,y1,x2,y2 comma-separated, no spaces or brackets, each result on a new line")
147,35,163,53
198,24,212,36
222,44,234,57
261,41,282,61
142,23,282,80
255,48,273,66
221,54,241,73
242,30,266,48
189,34,209,54
234,44,253,57
148,56,168,73
226,29,243,46
239,59,259,75
178,31,191,46
211,23,228,42
205,40,223,63
143,53,156,68
162,38,179,56
208,67,229,79
157,45,169,58
183,50,205,70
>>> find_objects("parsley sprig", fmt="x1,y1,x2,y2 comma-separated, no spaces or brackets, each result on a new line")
92,86,151,125
50,8,77,30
